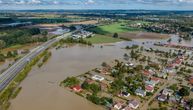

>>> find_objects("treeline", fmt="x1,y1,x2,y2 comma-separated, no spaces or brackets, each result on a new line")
0,28,47,48
38,51,52,68
59,37,92,46
18,18,70,24
0,18,15,23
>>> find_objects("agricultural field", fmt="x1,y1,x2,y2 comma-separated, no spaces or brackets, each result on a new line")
88,22,142,35
85,34,123,44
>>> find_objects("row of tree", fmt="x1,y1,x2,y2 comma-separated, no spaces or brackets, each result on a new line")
0,28,47,49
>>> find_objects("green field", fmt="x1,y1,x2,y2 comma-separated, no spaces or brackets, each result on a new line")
85,35,123,44
88,22,142,35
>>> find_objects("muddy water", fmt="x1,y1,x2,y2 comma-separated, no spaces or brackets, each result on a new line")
9,44,126,110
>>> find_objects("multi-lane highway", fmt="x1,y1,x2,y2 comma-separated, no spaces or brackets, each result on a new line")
0,32,72,92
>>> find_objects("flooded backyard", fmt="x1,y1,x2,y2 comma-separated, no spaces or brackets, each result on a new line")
9,44,126,110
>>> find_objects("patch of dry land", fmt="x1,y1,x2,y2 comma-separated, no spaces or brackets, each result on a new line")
119,32,170,39
32,20,98,28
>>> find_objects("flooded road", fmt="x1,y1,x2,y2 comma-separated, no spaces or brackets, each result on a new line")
9,44,126,110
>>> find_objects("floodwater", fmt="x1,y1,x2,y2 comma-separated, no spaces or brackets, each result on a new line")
9,44,126,110
132,34,193,47
8,34,193,110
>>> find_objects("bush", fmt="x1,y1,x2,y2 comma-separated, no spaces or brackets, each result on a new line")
62,77,80,87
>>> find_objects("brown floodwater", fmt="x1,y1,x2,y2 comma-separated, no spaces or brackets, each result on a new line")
9,44,126,110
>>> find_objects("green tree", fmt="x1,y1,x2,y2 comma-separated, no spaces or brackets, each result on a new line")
0,40,6,49
6,51,13,58
87,94,101,105
0,53,5,62
188,99,193,109
41,30,48,37
179,87,190,97
81,81,90,90
89,83,101,94
62,77,80,87
113,33,118,38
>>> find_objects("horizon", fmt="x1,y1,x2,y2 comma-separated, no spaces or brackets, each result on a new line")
1,0,193,10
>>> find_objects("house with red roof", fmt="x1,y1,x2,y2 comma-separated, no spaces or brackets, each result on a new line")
145,85,154,93
143,70,151,78
151,77,160,84
189,76,193,85
71,85,82,92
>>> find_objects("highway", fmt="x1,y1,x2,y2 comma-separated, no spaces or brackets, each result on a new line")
0,32,72,92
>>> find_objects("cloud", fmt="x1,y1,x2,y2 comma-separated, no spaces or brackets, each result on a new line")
29,0,41,4
0,0,193,6
85,0,95,4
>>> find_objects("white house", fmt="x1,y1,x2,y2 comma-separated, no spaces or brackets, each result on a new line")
114,102,124,110
92,75,105,82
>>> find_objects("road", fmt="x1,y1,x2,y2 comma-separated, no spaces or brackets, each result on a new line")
0,32,72,92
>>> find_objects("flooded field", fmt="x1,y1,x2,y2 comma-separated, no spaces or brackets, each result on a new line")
119,32,170,39
7,32,193,110
9,44,126,110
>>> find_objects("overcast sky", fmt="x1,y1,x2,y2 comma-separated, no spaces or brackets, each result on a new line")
0,0,193,10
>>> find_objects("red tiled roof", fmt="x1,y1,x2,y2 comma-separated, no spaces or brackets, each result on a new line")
143,70,151,76
72,85,82,92
189,78,193,84
151,77,160,82
145,85,154,91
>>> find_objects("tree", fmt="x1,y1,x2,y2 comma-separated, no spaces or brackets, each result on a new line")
101,62,107,67
0,53,5,62
113,33,118,38
110,79,125,94
62,77,80,87
87,94,101,105
69,25,76,31
89,83,101,94
81,81,90,90
41,30,48,37
13,50,18,57
188,99,193,109
0,40,6,49
169,84,178,91
179,87,190,97
6,51,13,58
100,97,113,105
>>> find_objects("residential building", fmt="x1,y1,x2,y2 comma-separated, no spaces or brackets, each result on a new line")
158,94,167,102
114,102,124,110
92,75,105,81
128,100,140,109
135,88,146,97
162,88,174,96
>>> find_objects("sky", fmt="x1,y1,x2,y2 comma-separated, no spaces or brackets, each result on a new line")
0,0,193,10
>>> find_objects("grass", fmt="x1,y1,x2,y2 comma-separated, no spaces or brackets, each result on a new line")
88,22,142,35
85,35,123,44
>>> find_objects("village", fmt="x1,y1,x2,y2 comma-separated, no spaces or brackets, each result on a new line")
61,44,193,110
